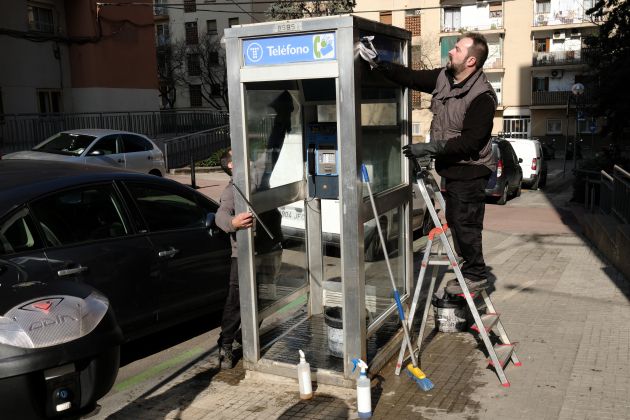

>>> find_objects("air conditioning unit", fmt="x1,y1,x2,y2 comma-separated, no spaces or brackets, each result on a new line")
571,30,581,37
551,69,564,79
553,32,566,40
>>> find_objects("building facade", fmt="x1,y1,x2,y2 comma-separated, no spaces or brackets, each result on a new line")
353,0,600,148
0,0,159,114
153,0,266,109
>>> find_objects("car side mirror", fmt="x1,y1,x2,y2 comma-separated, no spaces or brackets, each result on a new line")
89,149,104,156
518,158,523,163
205,213,216,229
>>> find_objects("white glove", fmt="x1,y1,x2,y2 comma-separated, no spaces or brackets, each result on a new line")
357,36,379,69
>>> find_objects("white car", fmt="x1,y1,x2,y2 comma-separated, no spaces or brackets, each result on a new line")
280,173,435,261
3,129,166,176
506,138,547,190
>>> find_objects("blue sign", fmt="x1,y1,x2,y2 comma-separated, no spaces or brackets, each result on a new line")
243,33,336,66
589,124,597,133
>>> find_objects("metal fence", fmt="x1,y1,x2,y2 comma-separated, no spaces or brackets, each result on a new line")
163,124,230,170
581,165,630,224
0,110,229,153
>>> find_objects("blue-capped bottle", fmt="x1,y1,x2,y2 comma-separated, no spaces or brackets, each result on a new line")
352,358,372,418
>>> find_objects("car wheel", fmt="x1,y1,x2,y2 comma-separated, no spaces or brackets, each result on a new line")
365,219,387,262
515,183,522,197
496,184,508,205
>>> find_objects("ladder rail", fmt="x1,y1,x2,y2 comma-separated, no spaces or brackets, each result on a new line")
396,163,519,387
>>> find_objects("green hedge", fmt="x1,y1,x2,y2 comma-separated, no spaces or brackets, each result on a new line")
196,147,229,167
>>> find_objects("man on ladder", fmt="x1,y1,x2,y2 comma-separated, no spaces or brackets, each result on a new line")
359,32,496,295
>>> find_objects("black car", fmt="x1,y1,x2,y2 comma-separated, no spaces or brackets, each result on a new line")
485,139,523,205
0,160,231,417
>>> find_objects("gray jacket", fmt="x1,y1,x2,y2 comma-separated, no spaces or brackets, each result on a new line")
430,68,498,171
216,179,238,258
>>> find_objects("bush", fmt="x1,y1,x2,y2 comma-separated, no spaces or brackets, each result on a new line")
196,147,229,167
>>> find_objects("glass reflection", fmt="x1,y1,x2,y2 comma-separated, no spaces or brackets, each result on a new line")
364,206,406,324
245,84,303,193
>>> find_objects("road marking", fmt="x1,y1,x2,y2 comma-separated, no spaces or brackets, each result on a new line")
113,346,205,392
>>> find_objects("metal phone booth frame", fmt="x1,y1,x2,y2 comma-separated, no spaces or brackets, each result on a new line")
224,15,412,387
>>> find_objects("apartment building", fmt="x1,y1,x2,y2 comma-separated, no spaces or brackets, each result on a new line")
153,0,267,109
354,0,600,145
0,0,159,114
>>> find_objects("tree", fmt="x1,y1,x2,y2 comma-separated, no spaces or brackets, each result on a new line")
585,0,630,140
166,32,229,110
267,0,356,20
157,43,186,109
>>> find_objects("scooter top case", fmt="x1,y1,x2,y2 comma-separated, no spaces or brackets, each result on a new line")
0,259,122,419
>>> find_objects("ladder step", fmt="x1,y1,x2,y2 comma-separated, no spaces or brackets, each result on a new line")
488,343,516,368
471,313,500,333
427,255,463,266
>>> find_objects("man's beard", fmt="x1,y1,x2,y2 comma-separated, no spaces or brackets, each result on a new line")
446,57,466,77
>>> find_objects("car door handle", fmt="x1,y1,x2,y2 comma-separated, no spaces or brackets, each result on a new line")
117,159,124,163
158,247,179,258
57,266,88,277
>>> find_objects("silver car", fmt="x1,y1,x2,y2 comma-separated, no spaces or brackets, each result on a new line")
3,129,166,176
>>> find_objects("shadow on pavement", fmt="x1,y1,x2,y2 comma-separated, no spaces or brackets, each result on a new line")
277,393,351,419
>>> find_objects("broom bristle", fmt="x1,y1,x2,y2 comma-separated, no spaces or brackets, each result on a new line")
406,364,434,391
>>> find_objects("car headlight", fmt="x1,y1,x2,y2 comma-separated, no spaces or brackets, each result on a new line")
0,292,110,349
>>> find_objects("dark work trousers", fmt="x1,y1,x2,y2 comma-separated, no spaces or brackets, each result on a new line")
219,258,240,348
444,176,490,281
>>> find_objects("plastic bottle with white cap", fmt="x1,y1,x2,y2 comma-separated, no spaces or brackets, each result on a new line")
297,349,313,400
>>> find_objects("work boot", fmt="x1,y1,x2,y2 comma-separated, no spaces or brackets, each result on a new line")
445,278,488,295
220,344,233,370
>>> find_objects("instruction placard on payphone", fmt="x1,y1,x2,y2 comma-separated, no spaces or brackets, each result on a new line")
307,122,338,199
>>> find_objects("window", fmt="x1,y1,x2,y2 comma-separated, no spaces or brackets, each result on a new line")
412,122,422,136
211,83,222,96
547,119,562,134
0,88,4,125
154,0,167,15
89,135,120,155
156,24,169,46
185,22,198,45
189,84,202,107
28,5,54,33
380,11,392,25
0,208,43,255
532,77,549,91
37,90,62,113
228,17,239,28
489,2,502,18
125,183,207,232
207,19,217,35
535,38,549,52
184,0,196,12
443,8,461,31
30,185,129,246
122,134,152,152
583,0,595,11
187,53,201,76
536,0,551,14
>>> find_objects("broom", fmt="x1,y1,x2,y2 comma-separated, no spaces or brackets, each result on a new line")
361,164,434,392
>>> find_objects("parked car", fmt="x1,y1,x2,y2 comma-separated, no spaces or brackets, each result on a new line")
0,266,122,418
506,138,547,189
279,171,436,261
0,160,231,341
3,129,166,176
485,138,523,205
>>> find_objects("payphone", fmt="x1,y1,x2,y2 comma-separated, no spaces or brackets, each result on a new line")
307,122,338,199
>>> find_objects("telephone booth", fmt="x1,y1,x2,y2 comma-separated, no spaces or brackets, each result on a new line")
224,15,413,386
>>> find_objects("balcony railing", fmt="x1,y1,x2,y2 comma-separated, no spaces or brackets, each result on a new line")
532,48,591,66
533,12,603,26
531,89,594,106
154,1,168,16
441,21,503,33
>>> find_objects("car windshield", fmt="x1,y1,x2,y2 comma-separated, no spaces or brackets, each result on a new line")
33,133,96,156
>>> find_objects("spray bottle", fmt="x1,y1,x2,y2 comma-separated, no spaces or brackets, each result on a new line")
297,350,313,400
352,358,372,418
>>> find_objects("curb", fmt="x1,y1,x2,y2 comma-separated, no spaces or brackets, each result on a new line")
169,166,222,175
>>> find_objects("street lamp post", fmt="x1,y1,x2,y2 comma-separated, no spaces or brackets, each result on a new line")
572,82,585,170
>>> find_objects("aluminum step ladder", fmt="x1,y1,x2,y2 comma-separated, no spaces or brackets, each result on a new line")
395,161,521,387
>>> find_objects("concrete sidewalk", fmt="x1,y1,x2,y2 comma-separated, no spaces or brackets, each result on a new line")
96,170,630,419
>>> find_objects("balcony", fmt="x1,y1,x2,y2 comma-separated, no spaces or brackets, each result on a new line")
154,1,169,20
532,48,591,67
531,89,594,106
533,11,602,27
441,22,503,33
